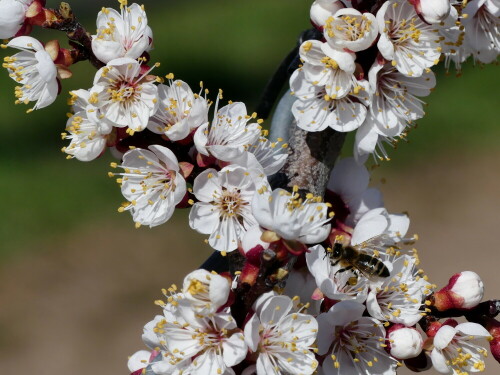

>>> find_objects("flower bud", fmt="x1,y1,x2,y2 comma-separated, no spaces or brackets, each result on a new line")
410,0,451,24
310,0,344,30
486,318,500,363
388,324,424,360
433,271,484,311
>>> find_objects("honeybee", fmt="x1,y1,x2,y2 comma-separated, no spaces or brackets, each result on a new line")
328,242,390,282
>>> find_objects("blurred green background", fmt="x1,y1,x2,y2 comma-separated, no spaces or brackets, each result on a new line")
0,1,498,374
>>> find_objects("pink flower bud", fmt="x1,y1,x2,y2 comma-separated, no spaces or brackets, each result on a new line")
310,0,344,30
486,318,500,363
491,338,500,364
433,271,484,311
409,0,450,24
387,324,424,360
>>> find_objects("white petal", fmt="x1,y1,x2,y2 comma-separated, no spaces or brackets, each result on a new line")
222,333,248,367
354,121,378,161
148,145,179,172
194,123,210,156
244,313,261,352
259,295,293,326
456,322,491,338
433,325,457,350
351,208,389,245
0,0,26,39
193,169,222,202
7,36,44,52
128,350,151,372
256,353,280,375
316,312,337,355
430,348,452,374
377,33,395,61
251,191,274,230
329,158,369,199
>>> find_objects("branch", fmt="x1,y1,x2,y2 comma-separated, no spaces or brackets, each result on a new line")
419,300,500,332
272,126,347,197
40,2,103,69
431,300,500,323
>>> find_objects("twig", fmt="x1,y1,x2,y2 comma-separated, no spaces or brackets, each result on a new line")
41,2,103,69
419,300,500,332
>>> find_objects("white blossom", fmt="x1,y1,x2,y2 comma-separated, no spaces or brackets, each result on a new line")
0,0,31,39
307,208,411,302
462,0,500,64
252,188,331,245
182,269,230,315
62,89,113,161
377,0,441,77
113,145,187,227
88,57,159,132
194,100,262,161
147,78,209,141
189,165,261,252
366,254,432,326
316,300,397,375
324,8,379,52
92,2,153,64
438,6,470,73
3,36,58,110
354,61,436,162
155,302,247,375
140,312,193,375
244,294,319,375
299,39,357,99
431,322,491,374
233,137,288,177
290,68,370,133
306,244,371,302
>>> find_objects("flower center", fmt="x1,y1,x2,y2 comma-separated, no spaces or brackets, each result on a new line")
109,82,139,103
215,188,245,218
390,17,422,44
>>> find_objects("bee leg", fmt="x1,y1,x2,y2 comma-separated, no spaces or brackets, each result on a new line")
330,259,341,267
334,265,354,277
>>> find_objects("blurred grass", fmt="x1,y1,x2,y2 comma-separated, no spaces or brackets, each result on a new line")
0,0,498,257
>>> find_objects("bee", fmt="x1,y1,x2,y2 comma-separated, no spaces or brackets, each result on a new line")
328,242,390,282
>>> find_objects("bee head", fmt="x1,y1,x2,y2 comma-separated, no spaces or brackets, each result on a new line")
332,242,343,259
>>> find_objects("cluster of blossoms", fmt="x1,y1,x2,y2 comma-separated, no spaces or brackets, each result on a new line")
294,0,500,162
0,0,498,374
127,156,495,375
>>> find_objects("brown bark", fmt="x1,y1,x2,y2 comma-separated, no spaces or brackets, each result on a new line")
280,125,347,197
